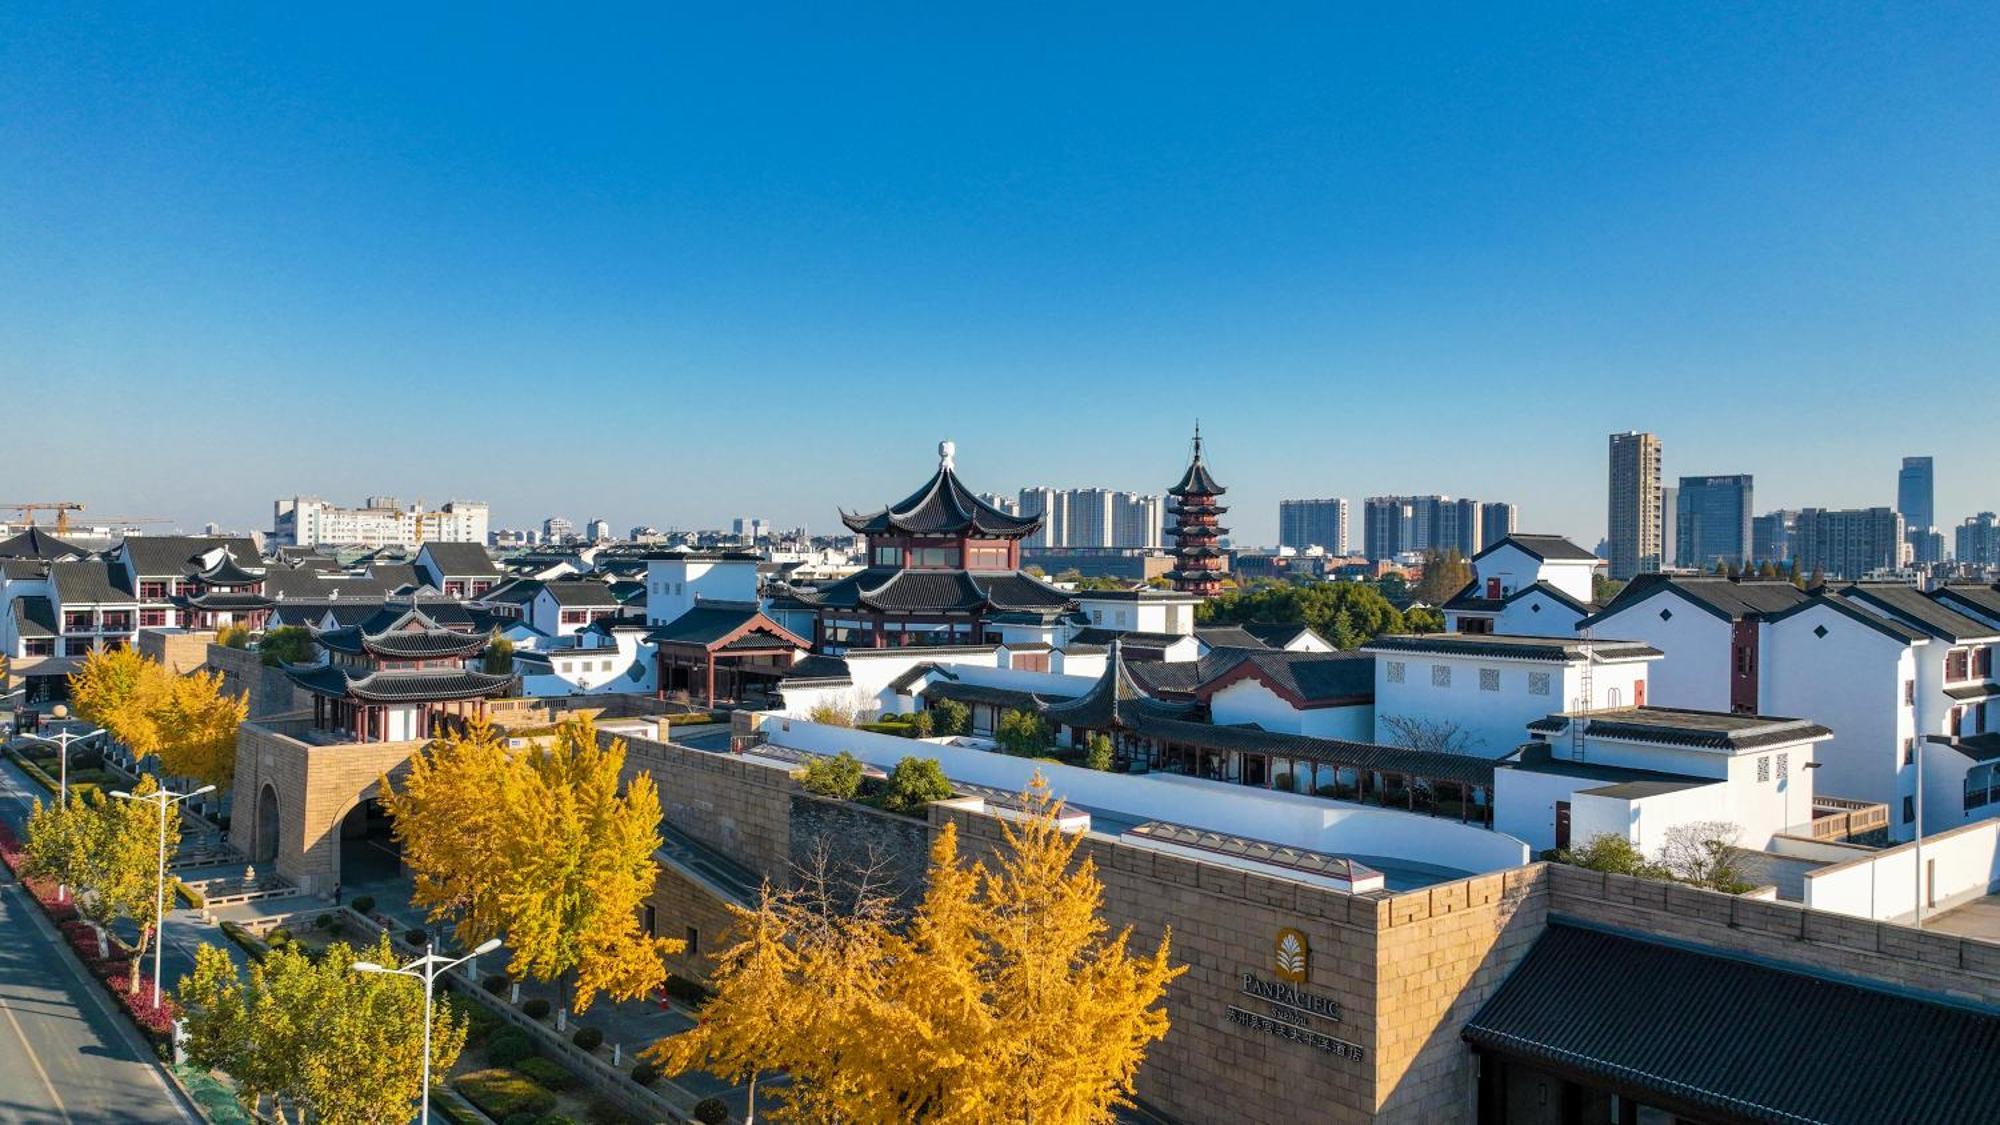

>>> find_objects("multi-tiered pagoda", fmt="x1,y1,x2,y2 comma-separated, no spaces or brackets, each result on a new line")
786,441,1074,651
284,603,513,742
1166,425,1228,596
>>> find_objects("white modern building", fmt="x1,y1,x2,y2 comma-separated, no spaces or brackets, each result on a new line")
271,496,488,549
1442,534,1601,637
1362,633,1661,759
1494,708,1832,854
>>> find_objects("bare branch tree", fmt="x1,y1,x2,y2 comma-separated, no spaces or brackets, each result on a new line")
1658,820,1750,891
1379,713,1477,756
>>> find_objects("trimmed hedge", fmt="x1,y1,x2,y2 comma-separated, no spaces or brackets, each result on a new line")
454,1069,557,1120
516,1056,576,1091
629,1060,660,1087
349,895,376,914
521,996,551,1020
486,1026,535,1067
571,1025,603,1051
693,1097,731,1124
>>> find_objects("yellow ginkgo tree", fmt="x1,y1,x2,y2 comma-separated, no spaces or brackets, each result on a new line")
649,776,1183,1124
384,715,680,1015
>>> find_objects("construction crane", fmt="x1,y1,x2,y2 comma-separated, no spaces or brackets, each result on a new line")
0,503,171,536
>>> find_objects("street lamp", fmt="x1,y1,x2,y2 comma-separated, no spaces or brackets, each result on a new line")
29,719,106,903
354,936,503,1124
25,720,106,806
110,782,215,1007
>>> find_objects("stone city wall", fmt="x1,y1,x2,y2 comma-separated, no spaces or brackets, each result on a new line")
616,733,796,884
788,792,933,912
647,860,744,984
229,722,426,895
935,802,1390,1125
1545,861,2000,1002
205,642,312,718
137,628,217,675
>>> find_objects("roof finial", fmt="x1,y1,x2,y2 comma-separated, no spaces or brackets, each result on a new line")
939,438,956,471
1192,420,1203,461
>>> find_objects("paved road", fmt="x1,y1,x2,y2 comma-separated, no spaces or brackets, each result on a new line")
0,749,197,1124
0,882,196,1124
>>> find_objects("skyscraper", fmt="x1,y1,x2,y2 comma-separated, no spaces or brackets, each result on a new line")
1279,498,1350,554
1607,431,1663,579
1957,513,2000,568
1360,495,1499,560
1795,507,1903,580
1017,487,1069,549
1752,510,1798,565
1897,456,1938,564
1897,456,1935,531
1479,502,1517,550
1111,493,1164,549
1659,486,1678,568
1675,475,1753,570
1066,488,1116,548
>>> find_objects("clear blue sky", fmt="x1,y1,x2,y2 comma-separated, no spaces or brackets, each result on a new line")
4,4,1995,545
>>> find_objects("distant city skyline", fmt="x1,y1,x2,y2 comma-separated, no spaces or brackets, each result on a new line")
4,8,1995,546
9,434,1995,554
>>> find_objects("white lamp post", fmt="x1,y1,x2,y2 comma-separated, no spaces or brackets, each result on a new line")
110,782,214,1007
25,714,105,904
26,718,106,806
354,936,502,1124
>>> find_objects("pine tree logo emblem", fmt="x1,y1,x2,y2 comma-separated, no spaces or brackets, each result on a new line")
1274,927,1310,983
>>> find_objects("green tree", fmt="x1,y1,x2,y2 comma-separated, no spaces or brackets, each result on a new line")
1755,560,1778,579
1403,606,1445,634
216,622,253,649
880,757,952,814
930,698,970,737
1084,733,1114,772
482,632,515,675
995,709,1051,757
258,625,316,667
798,752,864,799
1196,580,1405,650
1592,574,1627,604
1554,833,1666,878
909,709,936,738
179,936,467,1125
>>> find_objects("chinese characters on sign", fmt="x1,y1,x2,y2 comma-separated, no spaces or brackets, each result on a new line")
1233,970,1366,1062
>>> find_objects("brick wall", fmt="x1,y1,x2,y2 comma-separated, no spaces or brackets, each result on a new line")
615,732,797,883
789,793,932,912
936,804,1389,1125
228,722,425,895
205,643,311,718
1546,862,2000,1002
137,628,217,675
1370,867,1549,1122
646,861,744,983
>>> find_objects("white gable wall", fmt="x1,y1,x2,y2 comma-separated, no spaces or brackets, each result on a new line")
1584,591,1734,711
1761,603,1920,836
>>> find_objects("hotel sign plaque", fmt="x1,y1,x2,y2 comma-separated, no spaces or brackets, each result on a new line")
1227,929,1366,1062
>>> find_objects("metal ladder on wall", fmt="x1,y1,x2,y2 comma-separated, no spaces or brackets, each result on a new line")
1571,627,1595,761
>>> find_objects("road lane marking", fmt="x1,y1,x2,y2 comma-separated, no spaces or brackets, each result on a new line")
0,974,75,1124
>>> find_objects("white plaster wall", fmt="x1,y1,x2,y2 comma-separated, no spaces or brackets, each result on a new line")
1492,768,1587,853
1207,679,1370,741
1494,593,1585,639
645,558,758,626
1585,591,1733,711
1761,604,1916,829
1371,654,1649,759
1802,818,2000,922
756,716,1531,873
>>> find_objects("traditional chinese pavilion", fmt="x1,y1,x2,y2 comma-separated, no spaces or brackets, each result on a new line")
785,441,1074,651
173,547,276,631
1166,425,1229,596
284,603,513,742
